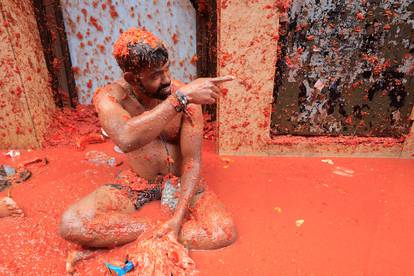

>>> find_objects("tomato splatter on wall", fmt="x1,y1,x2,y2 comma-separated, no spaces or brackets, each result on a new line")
272,0,414,137
60,0,197,104
0,0,55,148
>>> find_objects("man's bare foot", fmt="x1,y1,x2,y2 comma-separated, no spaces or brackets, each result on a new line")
66,249,98,274
0,197,23,218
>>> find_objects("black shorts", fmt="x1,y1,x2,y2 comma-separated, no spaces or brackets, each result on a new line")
106,179,204,211
106,183,162,210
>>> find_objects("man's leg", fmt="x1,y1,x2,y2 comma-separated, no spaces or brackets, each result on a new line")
60,138,182,273
60,137,182,247
178,188,237,250
59,185,148,248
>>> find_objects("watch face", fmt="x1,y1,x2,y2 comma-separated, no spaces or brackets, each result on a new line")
178,96,186,105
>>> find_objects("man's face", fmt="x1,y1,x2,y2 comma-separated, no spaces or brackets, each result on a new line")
137,61,172,100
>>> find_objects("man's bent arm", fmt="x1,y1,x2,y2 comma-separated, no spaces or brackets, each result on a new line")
173,104,204,226
95,85,179,152
95,75,233,152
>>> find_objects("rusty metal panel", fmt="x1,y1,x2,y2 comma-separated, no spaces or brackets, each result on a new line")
271,0,414,137
60,0,197,104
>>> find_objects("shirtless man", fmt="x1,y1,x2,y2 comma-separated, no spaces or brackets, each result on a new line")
59,28,237,264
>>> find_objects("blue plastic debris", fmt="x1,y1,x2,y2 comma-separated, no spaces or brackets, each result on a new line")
105,260,134,276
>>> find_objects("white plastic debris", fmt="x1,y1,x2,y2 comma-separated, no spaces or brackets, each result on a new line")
113,145,124,154
85,151,120,167
332,166,354,177
295,219,305,227
101,128,109,138
5,150,20,158
321,159,334,165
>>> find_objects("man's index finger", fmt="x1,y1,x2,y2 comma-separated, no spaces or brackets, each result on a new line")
210,75,236,83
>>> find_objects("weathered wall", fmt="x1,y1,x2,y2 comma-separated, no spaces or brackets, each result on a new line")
217,0,280,154
61,0,197,104
0,0,55,149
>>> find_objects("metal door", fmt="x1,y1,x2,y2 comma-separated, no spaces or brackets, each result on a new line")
271,0,414,138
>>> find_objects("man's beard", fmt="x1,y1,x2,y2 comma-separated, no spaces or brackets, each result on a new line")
154,82,172,100
138,80,171,100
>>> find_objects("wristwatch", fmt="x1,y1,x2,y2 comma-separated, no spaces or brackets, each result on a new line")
174,90,189,112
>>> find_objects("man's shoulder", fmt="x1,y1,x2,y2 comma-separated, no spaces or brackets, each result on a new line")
93,80,127,106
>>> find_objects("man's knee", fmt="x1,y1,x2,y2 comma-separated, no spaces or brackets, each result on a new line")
213,215,237,247
59,208,87,243
180,213,237,250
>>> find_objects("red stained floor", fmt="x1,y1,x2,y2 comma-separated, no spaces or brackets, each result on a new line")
0,141,413,275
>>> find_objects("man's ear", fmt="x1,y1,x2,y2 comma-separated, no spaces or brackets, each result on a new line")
124,72,137,85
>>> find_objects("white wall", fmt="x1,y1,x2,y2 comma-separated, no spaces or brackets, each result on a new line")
61,0,197,104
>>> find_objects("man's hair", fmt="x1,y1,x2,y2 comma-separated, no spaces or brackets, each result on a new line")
113,27,169,73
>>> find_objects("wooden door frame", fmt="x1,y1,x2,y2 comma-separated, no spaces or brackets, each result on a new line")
32,0,77,108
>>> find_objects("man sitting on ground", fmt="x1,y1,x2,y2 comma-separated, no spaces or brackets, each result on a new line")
59,28,237,270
